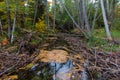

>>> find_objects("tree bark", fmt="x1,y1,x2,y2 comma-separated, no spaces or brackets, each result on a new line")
0,20,3,35
11,0,18,43
33,0,38,27
81,0,91,37
45,0,50,28
59,0,89,38
5,0,11,39
100,0,112,40
53,0,56,31
92,1,99,32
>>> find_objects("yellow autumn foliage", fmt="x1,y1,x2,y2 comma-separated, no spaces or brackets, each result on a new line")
33,50,68,63
35,18,47,33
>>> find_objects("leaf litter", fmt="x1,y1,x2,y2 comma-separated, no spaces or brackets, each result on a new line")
0,33,120,80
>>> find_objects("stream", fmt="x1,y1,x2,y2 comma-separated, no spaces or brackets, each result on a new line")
19,60,88,80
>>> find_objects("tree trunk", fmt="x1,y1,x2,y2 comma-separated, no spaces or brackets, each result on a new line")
109,0,116,29
11,0,18,43
0,20,3,35
5,0,11,39
75,0,81,27
100,0,112,40
53,0,56,31
59,0,89,38
45,0,50,28
33,0,38,27
81,0,91,37
92,1,99,32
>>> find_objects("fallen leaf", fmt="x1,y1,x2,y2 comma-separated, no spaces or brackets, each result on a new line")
19,63,34,70
0,75,18,80
1,38,8,46
34,50,68,63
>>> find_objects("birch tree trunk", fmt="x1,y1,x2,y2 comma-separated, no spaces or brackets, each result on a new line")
100,0,112,40
5,0,11,39
109,0,116,29
80,0,84,29
59,0,89,38
72,0,75,28
81,0,91,37
45,0,50,28
75,0,81,27
11,0,18,43
53,0,56,31
92,1,99,32
0,20,3,35
33,0,38,27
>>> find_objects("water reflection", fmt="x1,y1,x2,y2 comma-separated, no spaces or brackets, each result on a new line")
50,60,73,80
22,60,73,80
81,70,87,80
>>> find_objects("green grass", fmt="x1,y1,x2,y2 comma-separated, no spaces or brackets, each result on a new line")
93,29,106,38
87,36,119,52
111,30,120,41
94,29,120,40
87,29,120,52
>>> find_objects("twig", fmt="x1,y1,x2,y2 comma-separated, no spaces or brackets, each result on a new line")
0,59,20,76
0,20,3,35
16,41,25,55
94,49,97,67
0,65,15,76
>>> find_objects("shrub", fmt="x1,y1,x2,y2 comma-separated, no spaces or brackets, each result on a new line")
35,18,47,33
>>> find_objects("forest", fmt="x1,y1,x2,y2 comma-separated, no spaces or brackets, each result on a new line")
0,0,120,80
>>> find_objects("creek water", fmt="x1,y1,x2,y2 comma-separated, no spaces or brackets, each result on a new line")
19,60,73,80
19,60,88,80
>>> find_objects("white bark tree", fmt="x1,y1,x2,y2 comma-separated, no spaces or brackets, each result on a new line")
11,0,18,43
33,0,38,27
53,0,56,31
0,20,3,35
5,0,11,39
45,0,50,28
81,0,91,37
100,0,112,40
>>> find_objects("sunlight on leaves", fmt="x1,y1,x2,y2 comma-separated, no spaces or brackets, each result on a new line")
19,63,34,70
0,75,18,80
34,50,68,63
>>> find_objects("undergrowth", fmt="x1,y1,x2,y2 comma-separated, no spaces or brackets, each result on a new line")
94,29,120,39
87,36,120,52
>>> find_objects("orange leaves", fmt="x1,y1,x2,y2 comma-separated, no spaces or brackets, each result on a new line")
0,38,8,46
33,50,68,63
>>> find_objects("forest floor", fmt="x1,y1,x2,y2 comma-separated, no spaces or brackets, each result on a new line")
0,32,120,80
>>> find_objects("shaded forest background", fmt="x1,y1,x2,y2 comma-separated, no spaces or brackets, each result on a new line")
0,0,120,42
0,0,120,80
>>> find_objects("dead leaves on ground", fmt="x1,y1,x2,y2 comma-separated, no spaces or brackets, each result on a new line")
69,53,85,72
0,38,8,46
0,75,18,80
33,50,68,63
33,49,85,72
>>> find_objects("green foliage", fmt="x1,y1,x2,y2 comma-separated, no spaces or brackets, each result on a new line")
94,28,120,41
111,30,120,38
111,30,120,42
93,29,106,38
87,36,119,52
112,19,120,30
35,18,47,33
87,36,106,47
50,0,73,25
30,37,41,45
92,28,120,51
